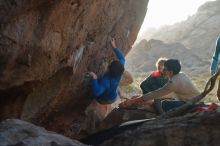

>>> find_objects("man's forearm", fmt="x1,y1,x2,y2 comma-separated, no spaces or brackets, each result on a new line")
140,94,154,101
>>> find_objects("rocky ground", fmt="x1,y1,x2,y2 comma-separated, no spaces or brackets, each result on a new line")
0,119,87,146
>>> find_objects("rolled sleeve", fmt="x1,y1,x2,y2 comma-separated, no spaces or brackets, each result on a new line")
114,48,125,65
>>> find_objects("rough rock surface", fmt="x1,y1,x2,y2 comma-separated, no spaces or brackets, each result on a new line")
98,108,156,132
0,119,87,146
0,0,148,139
101,112,220,146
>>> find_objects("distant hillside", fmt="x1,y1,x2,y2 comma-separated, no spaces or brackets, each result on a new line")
125,0,220,101
126,39,209,76
141,0,220,60
126,0,220,77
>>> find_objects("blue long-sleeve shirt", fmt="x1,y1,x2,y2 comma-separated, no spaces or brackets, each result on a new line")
91,48,125,102
211,36,220,74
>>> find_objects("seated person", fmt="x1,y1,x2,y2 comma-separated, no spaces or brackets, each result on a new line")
140,57,168,94
120,59,200,113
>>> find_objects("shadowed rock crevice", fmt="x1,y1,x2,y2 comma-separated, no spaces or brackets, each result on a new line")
0,81,34,120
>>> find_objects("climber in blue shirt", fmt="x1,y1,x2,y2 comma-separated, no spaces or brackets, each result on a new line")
210,36,220,75
88,38,125,104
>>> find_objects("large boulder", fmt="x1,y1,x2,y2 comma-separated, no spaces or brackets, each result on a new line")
88,112,220,146
0,119,87,146
101,112,220,146
0,0,149,139
98,108,156,132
